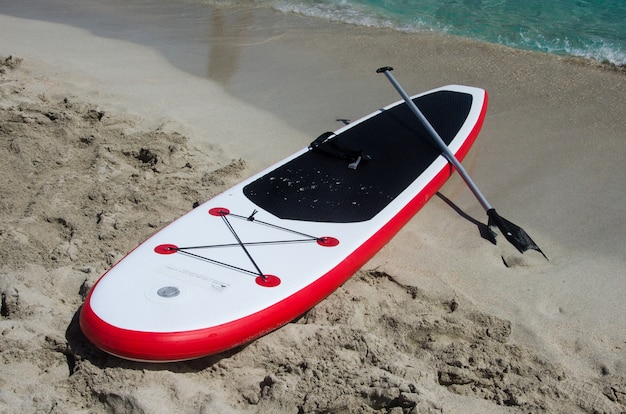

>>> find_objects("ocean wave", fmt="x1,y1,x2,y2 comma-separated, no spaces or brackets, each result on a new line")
266,0,626,66
195,0,626,66
270,0,426,31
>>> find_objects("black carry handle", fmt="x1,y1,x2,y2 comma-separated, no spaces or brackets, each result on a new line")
309,131,370,169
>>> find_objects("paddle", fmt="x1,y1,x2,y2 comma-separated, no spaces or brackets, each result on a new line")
377,66,546,259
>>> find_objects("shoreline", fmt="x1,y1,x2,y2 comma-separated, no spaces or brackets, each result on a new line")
3,0,625,72
1,2,625,412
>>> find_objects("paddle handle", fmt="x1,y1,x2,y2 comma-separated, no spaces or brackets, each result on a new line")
376,67,493,213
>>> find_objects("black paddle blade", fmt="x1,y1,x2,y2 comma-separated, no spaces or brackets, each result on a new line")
487,209,547,259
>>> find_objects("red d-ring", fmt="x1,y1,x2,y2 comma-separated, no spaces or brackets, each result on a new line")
316,237,339,247
209,207,230,216
154,244,179,254
255,275,281,287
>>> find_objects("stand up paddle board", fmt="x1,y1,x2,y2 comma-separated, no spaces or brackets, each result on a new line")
80,84,488,362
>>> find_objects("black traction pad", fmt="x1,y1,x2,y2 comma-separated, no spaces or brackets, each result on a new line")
243,91,472,223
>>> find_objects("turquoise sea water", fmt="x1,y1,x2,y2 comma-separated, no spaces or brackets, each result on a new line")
265,0,626,66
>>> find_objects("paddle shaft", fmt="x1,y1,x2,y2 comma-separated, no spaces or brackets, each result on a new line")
377,67,493,213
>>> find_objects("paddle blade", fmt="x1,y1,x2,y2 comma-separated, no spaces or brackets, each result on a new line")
487,209,547,259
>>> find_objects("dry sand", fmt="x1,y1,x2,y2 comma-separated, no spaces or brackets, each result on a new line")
1,2,625,413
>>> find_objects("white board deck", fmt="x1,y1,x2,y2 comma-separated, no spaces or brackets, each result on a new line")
80,85,488,362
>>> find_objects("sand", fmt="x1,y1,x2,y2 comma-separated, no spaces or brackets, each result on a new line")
0,1,625,413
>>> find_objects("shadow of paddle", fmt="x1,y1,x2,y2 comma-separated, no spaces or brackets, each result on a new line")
435,192,497,245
